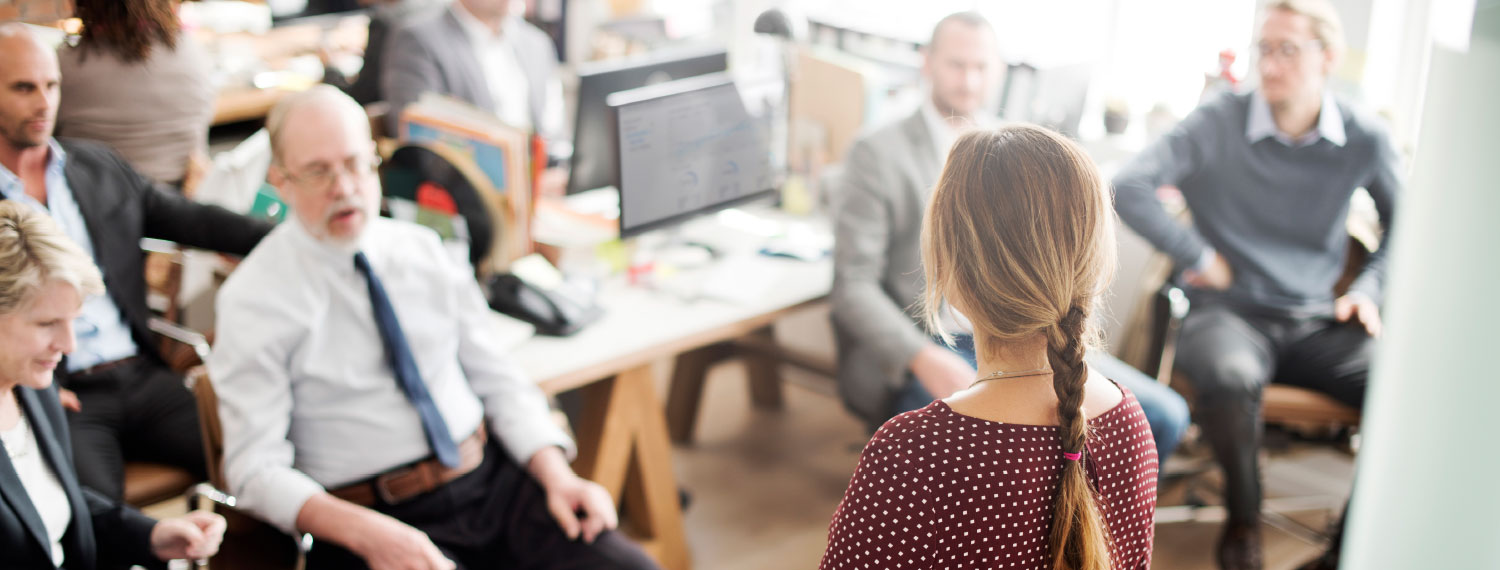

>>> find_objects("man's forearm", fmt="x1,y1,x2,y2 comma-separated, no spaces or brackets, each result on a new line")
294,493,382,553
526,446,576,489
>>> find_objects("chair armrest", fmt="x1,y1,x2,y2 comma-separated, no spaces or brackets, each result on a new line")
150,317,211,375
1146,284,1191,384
193,484,304,570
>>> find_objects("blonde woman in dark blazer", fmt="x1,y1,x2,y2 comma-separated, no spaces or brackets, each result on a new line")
0,202,224,569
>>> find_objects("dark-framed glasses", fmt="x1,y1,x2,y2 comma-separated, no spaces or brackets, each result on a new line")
1256,39,1324,60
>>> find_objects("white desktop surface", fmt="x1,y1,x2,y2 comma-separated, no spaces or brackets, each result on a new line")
506,211,833,393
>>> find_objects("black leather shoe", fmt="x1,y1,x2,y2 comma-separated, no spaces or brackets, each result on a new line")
1217,522,1263,570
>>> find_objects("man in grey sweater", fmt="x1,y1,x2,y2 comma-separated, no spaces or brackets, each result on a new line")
1113,2,1398,568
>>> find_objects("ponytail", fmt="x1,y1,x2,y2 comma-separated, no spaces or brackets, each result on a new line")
1045,306,1112,570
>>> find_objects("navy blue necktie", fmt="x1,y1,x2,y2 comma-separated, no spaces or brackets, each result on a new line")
353,252,461,468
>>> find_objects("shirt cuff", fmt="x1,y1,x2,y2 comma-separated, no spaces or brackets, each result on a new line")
491,416,577,466
236,467,326,535
1190,247,1217,274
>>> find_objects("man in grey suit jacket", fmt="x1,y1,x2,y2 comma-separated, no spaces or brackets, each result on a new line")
831,13,1190,463
382,0,563,142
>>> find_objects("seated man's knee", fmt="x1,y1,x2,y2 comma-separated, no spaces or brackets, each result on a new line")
1146,386,1191,444
1180,351,1267,407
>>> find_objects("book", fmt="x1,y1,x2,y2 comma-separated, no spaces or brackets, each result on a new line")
399,93,534,271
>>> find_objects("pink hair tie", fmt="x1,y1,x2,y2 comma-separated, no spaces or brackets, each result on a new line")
1062,451,1082,461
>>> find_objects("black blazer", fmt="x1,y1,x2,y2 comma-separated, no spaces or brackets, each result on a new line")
1,385,163,569
0,138,273,373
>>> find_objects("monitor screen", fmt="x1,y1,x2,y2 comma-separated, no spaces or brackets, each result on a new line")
568,45,728,195
610,74,777,237
267,0,363,21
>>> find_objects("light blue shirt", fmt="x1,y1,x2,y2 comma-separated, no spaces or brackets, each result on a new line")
1246,89,1347,148
0,140,139,371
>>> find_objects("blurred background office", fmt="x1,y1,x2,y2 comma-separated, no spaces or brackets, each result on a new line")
2,0,1491,569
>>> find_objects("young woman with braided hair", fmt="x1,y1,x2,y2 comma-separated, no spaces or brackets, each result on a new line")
820,124,1158,569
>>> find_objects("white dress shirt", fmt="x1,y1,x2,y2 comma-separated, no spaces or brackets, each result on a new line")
3,408,72,567
450,2,565,137
919,97,989,335
208,217,573,533
920,97,962,168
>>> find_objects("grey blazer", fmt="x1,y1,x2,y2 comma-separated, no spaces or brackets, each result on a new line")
382,8,559,138
829,110,944,426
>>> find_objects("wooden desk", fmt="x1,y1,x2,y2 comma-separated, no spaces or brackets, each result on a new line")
213,86,291,126
509,222,833,570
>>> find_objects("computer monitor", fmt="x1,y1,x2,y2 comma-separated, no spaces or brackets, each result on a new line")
567,45,728,195
267,0,362,22
609,73,778,238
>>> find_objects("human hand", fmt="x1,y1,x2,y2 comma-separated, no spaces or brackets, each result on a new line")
542,473,619,544
351,512,455,570
1183,252,1233,291
1335,293,1382,338
181,151,211,198
149,511,225,562
58,388,81,413
909,343,976,400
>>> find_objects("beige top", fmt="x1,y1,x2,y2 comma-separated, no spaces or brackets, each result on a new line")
56,33,216,184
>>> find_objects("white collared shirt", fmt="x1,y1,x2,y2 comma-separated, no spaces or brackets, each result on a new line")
3,408,71,567
1246,89,1347,148
920,97,962,168
451,3,535,130
919,97,986,335
208,217,573,533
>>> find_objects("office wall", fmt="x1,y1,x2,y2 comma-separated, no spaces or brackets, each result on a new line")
0,0,71,23
1344,2,1500,568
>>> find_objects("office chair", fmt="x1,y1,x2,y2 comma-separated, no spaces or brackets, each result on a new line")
192,368,305,570
121,247,210,509
1150,236,1368,544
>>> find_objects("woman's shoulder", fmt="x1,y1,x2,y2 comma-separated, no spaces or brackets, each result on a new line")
869,401,1023,458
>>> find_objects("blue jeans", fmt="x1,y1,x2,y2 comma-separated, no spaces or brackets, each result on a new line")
893,335,1189,464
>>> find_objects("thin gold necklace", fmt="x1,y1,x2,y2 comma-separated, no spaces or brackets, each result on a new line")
970,367,1053,388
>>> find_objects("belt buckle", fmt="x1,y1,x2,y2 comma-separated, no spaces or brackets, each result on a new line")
374,464,420,505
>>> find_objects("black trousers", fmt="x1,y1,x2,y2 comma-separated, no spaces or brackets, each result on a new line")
306,440,660,570
1174,302,1372,525
65,358,207,500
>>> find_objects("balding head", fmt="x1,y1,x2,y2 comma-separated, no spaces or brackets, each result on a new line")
265,85,372,164
0,23,62,154
265,85,381,247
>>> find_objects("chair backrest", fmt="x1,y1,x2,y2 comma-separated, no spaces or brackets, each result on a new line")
190,367,229,491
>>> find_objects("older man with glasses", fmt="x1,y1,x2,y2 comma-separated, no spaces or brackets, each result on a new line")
1112,1,1400,569
208,85,658,570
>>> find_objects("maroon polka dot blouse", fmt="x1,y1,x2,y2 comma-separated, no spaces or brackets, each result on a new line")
820,384,1159,569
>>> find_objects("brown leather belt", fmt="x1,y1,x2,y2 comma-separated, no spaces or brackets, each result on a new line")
68,356,142,379
329,428,488,507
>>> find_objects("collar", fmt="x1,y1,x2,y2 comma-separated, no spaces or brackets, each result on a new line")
451,2,514,44
1246,90,1346,147
0,139,67,200
286,211,377,267
920,97,962,149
